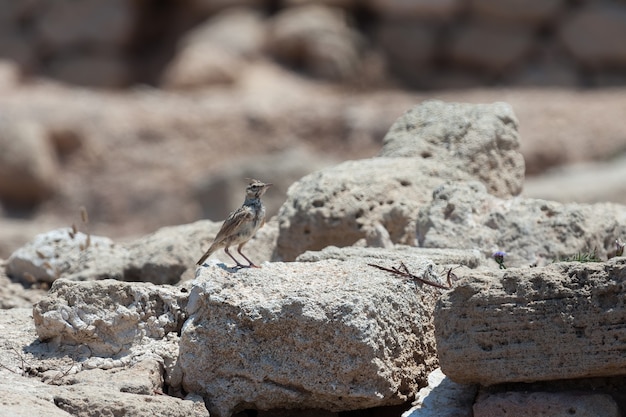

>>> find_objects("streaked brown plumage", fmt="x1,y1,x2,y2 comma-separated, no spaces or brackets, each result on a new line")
196,179,271,268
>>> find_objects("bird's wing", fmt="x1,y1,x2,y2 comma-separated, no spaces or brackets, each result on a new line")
211,206,254,246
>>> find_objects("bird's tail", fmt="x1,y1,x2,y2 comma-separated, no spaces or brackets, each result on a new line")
196,243,217,266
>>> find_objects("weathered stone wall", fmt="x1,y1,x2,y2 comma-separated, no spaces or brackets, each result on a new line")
1,0,625,88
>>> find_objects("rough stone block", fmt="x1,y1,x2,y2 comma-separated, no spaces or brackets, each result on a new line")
179,260,441,416
435,258,626,385
33,279,187,358
380,100,525,199
417,181,626,266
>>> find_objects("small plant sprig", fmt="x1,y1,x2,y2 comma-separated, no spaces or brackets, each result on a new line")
368,262,457,290
557,248,602,263
68,206,91,251
493,251,506,269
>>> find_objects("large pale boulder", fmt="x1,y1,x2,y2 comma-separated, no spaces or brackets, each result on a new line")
276,100,525,261
33,279,187,360
6,228,126,283
122,220,220,284
0,117,58,207
435,257,626,385
380,100,524,198
179,260,441,416
0,258,46,308
402,368,477,417
0,308,209,417
417,181,626,266
276,157,474,260
266,5,363,81
6,218,278,284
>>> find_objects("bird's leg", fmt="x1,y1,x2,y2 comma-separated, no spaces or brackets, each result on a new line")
237,242,258,268
224,247,246,268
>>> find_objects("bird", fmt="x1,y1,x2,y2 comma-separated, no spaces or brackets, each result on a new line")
196,179,272,268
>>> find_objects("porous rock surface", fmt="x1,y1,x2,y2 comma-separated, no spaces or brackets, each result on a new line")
402,368,477,417
380,100,525,198
33,279,187,361
178,259,442,417
435,257,626,385
0,259,46,308
276,100,525,261
6,218,278,285
0,116,59,206
418,181,626,266
0,307,209,417
6,227,127,283
276,157,474,261
296,245,484,269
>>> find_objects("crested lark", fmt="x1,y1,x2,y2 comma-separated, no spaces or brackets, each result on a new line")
196,179,272,268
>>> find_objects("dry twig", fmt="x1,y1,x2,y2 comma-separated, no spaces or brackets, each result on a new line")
368,261,458,290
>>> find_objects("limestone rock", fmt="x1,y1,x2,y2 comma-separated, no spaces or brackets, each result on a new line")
402,368,477,417
435,258,626,385
0,308,208,417
296,245,484,270
33,279,187,358
161,8,266,89
417,181,626,266
122,220,220,284
50,385,209,417
0,386,72,417
0,259,46,308
179,260,441,416
380,100,525,198
0,59,22,90
267,5,363,81
276,157,474,261
161,41,243,89
183,8,266,59
0,117,58,207
523,155,626,204
6,228,126,284
5,219,259,285
473,391,619,417
277,100,526,261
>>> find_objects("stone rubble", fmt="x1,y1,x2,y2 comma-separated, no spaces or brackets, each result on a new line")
276,100,525,261
435,258,626,385
417,181,626,266
2,98,626,416
179,260,441,417
402,368,477,417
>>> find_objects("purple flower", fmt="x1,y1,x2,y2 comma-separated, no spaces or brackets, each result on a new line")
493,251,506,269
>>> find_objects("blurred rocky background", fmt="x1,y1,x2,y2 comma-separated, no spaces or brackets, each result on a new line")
1,0,626,257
